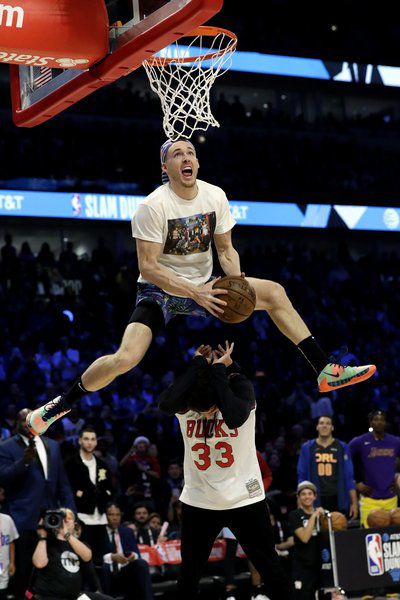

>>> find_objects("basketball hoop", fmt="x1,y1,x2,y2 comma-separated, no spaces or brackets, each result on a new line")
143,26,237,140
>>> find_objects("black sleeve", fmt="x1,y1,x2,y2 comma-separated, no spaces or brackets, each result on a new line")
158,356,208,415
288,510,303,535
211,364,256,429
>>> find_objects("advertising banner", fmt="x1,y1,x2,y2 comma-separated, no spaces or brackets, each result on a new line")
321,527,400,592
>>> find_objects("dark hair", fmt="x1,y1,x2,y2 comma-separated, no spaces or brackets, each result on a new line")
106,502,121,513
186,368,216,413
317,415,334,426
133,502,150,513
368,409,386,422
79,426,97,438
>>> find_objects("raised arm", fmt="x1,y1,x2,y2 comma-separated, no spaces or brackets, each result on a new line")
158,355,209,415
137,239,227,317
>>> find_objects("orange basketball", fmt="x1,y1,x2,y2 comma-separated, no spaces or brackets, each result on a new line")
212,276,256,324
390,507,400,525
321,511,348,531
367,508,391,528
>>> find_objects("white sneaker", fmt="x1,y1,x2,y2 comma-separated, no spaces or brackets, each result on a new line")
251,595,271,600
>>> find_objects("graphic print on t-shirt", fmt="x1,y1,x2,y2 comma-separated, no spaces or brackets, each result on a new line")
163,212,216,256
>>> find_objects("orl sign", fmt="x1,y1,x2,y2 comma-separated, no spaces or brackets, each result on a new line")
0,4,24,28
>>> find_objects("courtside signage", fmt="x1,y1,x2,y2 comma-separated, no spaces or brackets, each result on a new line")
1,189,400,232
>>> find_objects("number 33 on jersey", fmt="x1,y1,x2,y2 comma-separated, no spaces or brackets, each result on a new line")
177,408,264,510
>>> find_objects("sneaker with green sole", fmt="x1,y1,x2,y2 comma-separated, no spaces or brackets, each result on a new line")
318,363,376,392
27,395,71,436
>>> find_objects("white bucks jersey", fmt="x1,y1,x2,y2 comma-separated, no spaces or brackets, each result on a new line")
177,407,264,510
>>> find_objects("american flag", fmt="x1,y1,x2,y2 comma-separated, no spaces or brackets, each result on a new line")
32,67,53,89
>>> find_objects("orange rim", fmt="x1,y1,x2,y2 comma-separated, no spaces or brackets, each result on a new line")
145,25,237,66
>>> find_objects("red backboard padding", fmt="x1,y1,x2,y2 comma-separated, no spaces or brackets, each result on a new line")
10,0,223,127
0,0,109,69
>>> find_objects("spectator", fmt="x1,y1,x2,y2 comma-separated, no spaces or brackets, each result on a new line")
0,507,18,600
132,503,159,546
32,508,113,600
163,460,184,516
349,410,400,528
0,408,76,599
61,405,85,445
65,427,114,563
100,502,154,600
147,512,162,530
120,436,161,506
288,481,325,600
297,416,357,517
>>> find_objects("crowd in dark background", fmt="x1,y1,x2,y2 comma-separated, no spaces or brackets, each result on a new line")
1,77,400,203
0,231,395,496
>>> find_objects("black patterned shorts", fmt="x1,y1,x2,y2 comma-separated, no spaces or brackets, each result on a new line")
136,282,207,324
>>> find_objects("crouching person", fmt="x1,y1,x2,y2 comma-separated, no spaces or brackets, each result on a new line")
288,481,325,600
31,508,113,600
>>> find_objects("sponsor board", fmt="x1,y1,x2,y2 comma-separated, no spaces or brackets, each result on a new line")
0,4,24,29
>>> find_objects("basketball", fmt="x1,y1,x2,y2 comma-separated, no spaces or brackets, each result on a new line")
367,508,391,528
321,511,348,531
212,276,256,323
390,508,400,525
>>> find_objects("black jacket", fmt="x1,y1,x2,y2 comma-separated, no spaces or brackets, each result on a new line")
65,452,113,515
158,356,256,428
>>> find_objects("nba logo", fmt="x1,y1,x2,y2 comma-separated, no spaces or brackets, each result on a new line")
366,533,384,576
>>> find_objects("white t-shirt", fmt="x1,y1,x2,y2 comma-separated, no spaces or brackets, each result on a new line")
0,513,19,589
131,180,236,289
176,407,265,510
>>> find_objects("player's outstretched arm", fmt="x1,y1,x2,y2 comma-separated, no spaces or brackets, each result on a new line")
214,230,241,276
137,239,227,317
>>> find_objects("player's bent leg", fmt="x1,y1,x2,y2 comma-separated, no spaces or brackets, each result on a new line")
82,322,153,390
246,277,311,345
247,277,376,392
27,302,164,436
27,323,152,436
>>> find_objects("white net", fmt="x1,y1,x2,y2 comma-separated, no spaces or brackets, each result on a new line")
143,27,237,140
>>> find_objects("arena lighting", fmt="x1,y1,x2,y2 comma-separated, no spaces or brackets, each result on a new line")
164,45,400,87
62,309,74,323
2,189,400,232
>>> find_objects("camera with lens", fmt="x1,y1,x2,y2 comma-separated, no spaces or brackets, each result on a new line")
44,509,66,530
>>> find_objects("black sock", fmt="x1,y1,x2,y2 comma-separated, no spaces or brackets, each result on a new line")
62,376,90,408
297,335,329,374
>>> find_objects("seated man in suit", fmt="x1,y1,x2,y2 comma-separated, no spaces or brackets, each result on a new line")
0,408,76,600
100,502,153,600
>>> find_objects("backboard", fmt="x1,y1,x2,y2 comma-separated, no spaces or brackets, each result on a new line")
10,0,223,127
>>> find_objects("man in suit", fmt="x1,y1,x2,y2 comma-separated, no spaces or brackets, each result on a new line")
100,502,153,600
65,426,114,563
0,408,76,599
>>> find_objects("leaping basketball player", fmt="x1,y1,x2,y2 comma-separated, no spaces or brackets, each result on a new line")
27,138,376,436
158,340,294,599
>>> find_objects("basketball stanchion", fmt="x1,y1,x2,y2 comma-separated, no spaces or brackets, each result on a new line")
318,511,348,599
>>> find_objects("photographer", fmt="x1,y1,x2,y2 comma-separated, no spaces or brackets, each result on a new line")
31,508,112,600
